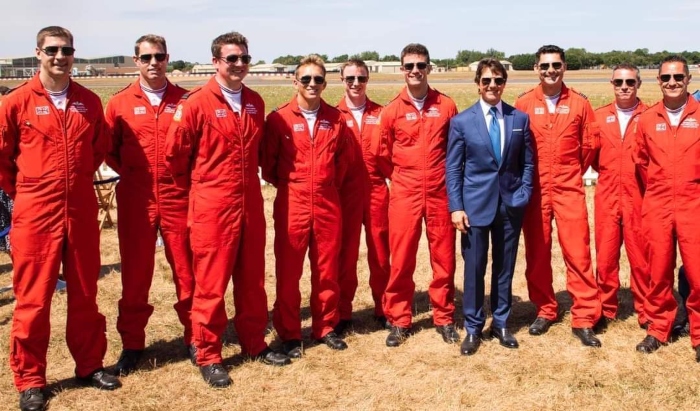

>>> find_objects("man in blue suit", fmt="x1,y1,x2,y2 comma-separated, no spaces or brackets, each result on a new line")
446,58,535,355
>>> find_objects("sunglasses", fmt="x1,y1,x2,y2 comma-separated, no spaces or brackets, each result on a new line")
297,75,325,85
138,53,167,63
221,54,252,64
612,79,637,87
538,62,563,71
41,46,75,57
403,62,428,71
343,76,368,84
659,73,686,83
480,77,506,86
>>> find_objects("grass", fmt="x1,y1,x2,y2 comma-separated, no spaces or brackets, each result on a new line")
0,72,696,411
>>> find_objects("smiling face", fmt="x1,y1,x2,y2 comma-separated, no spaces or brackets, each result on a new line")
36,35,74,81
401,53,430,89
658,61,690,104
342,64,368,101
477,67,506,106
135,41,168,85
535,52,566,89
213,43,249,89
294,63,326,103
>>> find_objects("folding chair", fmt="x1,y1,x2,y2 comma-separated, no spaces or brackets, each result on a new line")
94,164,120,231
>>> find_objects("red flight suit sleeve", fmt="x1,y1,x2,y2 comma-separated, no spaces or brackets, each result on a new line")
374,109,394,180
261,112,280,187
164,102,195,188
104,99,122,173
632,120,648,192
0,101,18,198
334,121,353,188
91,99,110,172
580,99,600,173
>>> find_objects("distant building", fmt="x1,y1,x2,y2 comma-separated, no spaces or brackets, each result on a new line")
0,55,136,77
249,63,286,73
466,60,513,72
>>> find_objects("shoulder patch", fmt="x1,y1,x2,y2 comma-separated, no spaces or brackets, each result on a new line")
112,84,131,96
517,88,535,99
271,102,290,113
570,88,588,100
181,87,203,100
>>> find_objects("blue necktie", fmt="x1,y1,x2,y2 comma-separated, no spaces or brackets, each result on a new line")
489,106,501,163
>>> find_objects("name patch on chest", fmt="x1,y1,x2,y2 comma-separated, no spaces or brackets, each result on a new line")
35,106,50,116
134,106,147,115
606,115,616,123
656,123,667,131
319,119,332,130
164,104,177,114
244,103,258,115
556,105,570,114
534,107,545,115
346,120,354,127
425,107,441,118
293,123,305,132
681,118,699,129
365,115,379,125
69,102,88,113
405,113,418,121
215,109,227,118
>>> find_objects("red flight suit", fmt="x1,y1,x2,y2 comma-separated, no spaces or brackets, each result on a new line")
0,74,109,390
514,84,602,328
375,87,458,328
165,78,269,365
105,80,194,350
261,97,352,341
635,96,700,345
336,98,390,320
592,100,649,326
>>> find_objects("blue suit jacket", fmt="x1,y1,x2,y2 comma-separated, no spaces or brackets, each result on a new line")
446,100,535,226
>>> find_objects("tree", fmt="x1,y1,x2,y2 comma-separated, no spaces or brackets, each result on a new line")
380,54,400,62
272,55,303,65
170,60,186,71
350,51,380,61
507,53,536,70
331,54,349,63
485,48,505,60
254,60,266,65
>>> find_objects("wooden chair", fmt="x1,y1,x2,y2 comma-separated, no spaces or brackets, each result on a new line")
94,165,120,231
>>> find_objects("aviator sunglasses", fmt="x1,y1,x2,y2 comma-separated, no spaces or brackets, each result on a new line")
612,79,637,87
297,75,325,85
538,62,563,71
41,46,75,57
138,53,167,63
343,76,368,84
220,54,252,64
659,73,686,83
403,62,428,71
480,77,506,86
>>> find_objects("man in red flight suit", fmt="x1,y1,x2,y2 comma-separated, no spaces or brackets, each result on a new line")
514,45,603,347
592,64,649,332
105,34,195,376
262,55,351,358
335,58,390,333
375,43,459,347
634,55,700,361
165,31,290,389
0,26,121,411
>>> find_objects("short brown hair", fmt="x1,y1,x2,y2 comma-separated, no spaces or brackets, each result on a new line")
611,63,641,81
400,43,430,64
295,54,326,77
36,26,73,48
474,58,508,84
659,55,689,76
340,58,369,76
211,32,248,58
134,34,167,56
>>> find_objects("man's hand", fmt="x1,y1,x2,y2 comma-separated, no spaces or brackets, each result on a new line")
451,210,469,233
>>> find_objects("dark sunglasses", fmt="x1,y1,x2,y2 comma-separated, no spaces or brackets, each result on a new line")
297,75,325,85
138,53,167,63
480,77,506,86
612,79,637,87
538,62,563,71
403,62,428,71
659,73,686,83
41,46,75,57
221,54,252,64
343,76,368,84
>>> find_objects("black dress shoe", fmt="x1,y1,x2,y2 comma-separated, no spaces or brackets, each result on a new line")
672,321,690,339
385,326,411,347
187,344,197,365
318,332,348,350
19,388,46,411
76,368,122,390
489,327,519,349
114,348,143,376
460,334,482,356
636,335,663,353
528,317,554,335
334,319,353,335
200,363,231,388
375,316,391,330
572,328,602,347
252,347,291,366
282,340,303,359
435,324,460,344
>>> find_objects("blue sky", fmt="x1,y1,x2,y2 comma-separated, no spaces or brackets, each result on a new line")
1,0,697,63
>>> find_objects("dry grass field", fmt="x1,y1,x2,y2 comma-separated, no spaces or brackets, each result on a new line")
0,71,697,411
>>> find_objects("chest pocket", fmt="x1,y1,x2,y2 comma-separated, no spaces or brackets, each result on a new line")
18,120,56,179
